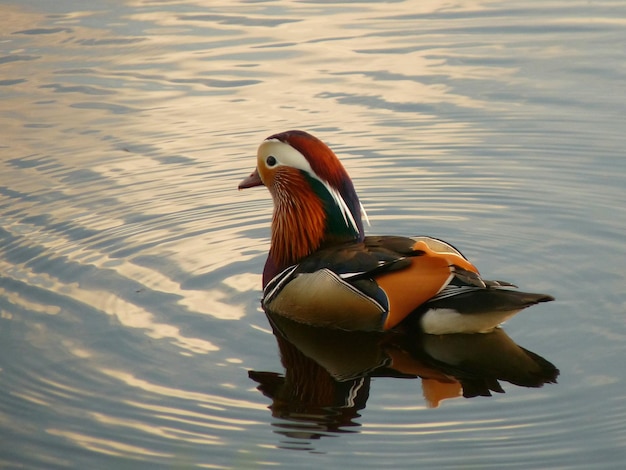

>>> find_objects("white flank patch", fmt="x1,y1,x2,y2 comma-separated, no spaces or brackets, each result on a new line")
420,308,521,335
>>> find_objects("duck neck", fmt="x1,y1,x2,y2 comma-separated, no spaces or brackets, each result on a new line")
263,171,363,286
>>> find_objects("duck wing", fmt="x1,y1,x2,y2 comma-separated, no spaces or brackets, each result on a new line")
263,235,553,334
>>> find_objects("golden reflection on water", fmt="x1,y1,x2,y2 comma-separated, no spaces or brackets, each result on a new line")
0,237,221,354
47,428,175,458
0,286,61,316
100,368,267,411
3,0,504,178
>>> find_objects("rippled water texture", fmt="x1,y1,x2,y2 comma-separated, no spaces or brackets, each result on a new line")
1,1,625,468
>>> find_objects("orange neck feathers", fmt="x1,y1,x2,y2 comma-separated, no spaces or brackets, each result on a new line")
269,167,327,271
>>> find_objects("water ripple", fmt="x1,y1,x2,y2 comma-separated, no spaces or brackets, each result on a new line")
0,1,625,468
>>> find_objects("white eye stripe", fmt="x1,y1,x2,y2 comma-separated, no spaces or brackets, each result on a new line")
259,139,313,172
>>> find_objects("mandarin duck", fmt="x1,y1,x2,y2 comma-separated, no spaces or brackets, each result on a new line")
239,130,553,334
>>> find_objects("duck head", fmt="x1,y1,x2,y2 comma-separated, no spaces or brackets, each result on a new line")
239,130,367,284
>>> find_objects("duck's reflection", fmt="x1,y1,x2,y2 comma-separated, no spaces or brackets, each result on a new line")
250,311,558,441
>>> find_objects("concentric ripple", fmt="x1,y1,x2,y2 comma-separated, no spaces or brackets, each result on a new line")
1,1,625,468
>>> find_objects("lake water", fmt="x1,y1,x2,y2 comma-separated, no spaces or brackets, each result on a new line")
1,0,625,468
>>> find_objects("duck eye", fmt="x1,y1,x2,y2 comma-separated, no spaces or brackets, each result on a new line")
266,155,277,167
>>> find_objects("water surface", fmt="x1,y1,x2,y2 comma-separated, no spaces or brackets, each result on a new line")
1,1,625,468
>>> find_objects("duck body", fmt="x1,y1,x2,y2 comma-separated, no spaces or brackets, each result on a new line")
239,130,553,334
